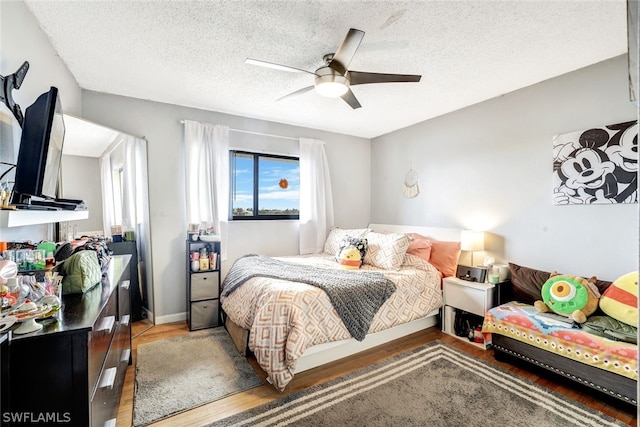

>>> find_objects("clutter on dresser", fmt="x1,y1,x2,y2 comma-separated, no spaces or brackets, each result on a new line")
0,265,62,335
187,222,220,242
110,224,123,242
106,225,135,242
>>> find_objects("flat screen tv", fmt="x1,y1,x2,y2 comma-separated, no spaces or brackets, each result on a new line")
11,86,65,205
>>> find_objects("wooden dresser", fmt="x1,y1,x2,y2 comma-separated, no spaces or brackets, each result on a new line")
5,255,131,427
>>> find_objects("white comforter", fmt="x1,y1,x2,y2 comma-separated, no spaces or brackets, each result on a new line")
221,253,442,390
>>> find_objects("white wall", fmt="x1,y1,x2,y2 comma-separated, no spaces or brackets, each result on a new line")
80,92,371,322
60,155,103,235
371,55,638,282
0,1,81,114
0,0,82,243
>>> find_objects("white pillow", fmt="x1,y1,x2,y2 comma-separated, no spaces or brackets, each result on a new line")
363,232,410,270
323,227,371,255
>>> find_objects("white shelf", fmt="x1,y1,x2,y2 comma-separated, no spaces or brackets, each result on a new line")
443,305,489,350
0,209,89,228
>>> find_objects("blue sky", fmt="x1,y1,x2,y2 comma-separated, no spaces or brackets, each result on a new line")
232,155,299,211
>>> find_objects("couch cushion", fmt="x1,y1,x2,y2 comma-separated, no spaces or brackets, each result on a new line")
508,262,614,306
508,263,552,304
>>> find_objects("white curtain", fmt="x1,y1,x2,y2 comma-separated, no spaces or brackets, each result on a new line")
99,151,115,237
299,138,334,254
182,120,229,254
121,136,151,257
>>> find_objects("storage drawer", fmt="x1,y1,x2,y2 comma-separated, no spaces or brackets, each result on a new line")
88,291,118,395
443,282,492,317
116,316,132,366
191,272,219,300
90,336,122,427
191,300,219,329
119,279,131,318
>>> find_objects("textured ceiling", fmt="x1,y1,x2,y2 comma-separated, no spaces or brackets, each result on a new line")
25,0,628,139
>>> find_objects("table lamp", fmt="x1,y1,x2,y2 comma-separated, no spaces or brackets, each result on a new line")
461,230,485,266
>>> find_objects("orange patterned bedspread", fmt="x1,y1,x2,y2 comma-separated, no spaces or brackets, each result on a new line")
221,253,442,390
482,302,637,381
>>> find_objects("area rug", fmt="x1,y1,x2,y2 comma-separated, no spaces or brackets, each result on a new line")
133,327,262,426
208,341,627,427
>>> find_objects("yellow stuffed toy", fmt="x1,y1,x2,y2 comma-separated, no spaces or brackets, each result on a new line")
599,271,638,327
534,273,601,323
337,245,362,270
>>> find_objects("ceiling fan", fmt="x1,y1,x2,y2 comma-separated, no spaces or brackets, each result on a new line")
245,28,421,109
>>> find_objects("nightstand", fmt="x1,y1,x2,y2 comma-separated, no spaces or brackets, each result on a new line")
442,276,497,349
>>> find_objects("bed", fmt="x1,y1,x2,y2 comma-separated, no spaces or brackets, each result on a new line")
221,223,462,390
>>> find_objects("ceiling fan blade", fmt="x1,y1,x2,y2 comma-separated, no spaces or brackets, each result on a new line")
329,28,365,75
245,58,317,76
349,71,421,86
341,88,362,109
276,85,315,101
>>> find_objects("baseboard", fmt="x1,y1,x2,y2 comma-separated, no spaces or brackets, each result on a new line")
155,312,186,325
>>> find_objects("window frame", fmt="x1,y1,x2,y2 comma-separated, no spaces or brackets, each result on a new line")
229,150,300,220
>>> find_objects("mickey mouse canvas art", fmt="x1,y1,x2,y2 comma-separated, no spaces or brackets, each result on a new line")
553,120,638,204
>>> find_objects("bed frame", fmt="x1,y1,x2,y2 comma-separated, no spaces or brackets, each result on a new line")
224,223,462,374
492,331,637,406
490,283,637,406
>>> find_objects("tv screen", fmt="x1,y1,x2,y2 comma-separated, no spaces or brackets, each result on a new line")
11,87,65,204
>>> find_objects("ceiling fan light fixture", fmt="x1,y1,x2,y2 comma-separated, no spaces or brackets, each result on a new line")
315,74,349,98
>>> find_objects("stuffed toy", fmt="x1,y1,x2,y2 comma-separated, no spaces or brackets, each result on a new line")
534,273,601,323
599,271,638,327
337,245,362,270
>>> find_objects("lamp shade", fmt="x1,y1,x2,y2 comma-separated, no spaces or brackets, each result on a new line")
461,230,485,252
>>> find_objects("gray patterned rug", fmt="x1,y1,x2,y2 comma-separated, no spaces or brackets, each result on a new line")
133,327,262,426
208,341,628,427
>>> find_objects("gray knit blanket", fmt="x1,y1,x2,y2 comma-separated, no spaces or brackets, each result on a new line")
221,254,396,341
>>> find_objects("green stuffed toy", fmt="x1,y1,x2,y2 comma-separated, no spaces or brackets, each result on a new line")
534,273,601,324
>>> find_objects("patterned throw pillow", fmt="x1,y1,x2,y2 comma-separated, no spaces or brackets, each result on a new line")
323,227,371,255
335,237,368,264
363,232,410,270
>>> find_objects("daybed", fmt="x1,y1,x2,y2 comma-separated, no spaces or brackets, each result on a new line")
221,223,462,390
482,263,637,406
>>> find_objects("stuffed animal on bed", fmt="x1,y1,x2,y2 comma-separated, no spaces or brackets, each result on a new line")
335,237,367,270
337,245,362,270
534,273,601,323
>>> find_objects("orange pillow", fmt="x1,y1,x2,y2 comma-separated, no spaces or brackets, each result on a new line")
405,233,432,262
429,240,461,277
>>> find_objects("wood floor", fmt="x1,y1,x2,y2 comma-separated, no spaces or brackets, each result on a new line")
117,320,638,427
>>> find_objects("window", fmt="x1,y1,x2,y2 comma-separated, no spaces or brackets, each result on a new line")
230,151,299,219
